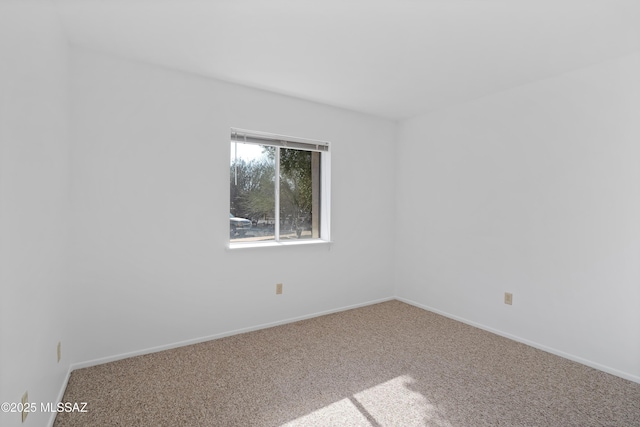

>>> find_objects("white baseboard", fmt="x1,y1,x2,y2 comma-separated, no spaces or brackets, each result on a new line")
63,293,638,405
71,296,395,371
47,365,73,427
396,296,640,385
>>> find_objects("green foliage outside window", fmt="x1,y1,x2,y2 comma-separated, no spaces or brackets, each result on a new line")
230,146,315,238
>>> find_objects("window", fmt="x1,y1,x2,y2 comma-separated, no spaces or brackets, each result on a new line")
229,128,330,246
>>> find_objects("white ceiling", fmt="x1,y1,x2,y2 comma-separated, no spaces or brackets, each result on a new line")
54,0,640,120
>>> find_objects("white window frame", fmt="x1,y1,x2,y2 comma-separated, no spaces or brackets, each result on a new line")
229,128,331,249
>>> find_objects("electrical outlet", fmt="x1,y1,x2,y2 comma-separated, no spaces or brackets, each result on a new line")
504,292,513,305
57,341,61,363
21,391,28,422
276,283,283,295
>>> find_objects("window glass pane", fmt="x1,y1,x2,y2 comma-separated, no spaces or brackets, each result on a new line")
230,142,275,242
279,148,320,240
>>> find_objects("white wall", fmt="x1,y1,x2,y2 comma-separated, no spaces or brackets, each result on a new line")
395,52,640,382
68,47,397,365
0,2,71,426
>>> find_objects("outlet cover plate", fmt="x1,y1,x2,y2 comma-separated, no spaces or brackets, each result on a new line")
21,391,28,422
505,292,513,305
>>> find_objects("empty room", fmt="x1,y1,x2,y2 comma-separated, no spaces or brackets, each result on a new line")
1,1,639,426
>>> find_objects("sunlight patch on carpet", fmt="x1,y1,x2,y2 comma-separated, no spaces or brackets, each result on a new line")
280,397,371,426
281,375,451,427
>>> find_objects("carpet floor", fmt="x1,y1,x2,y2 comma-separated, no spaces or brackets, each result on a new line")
54,300,640,426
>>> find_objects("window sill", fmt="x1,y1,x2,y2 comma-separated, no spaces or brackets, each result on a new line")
227,239,332,251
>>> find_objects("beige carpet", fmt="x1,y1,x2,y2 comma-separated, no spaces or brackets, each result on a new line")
54,300,640,426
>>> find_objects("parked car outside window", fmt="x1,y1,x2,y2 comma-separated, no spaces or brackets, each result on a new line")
230,213,251,237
